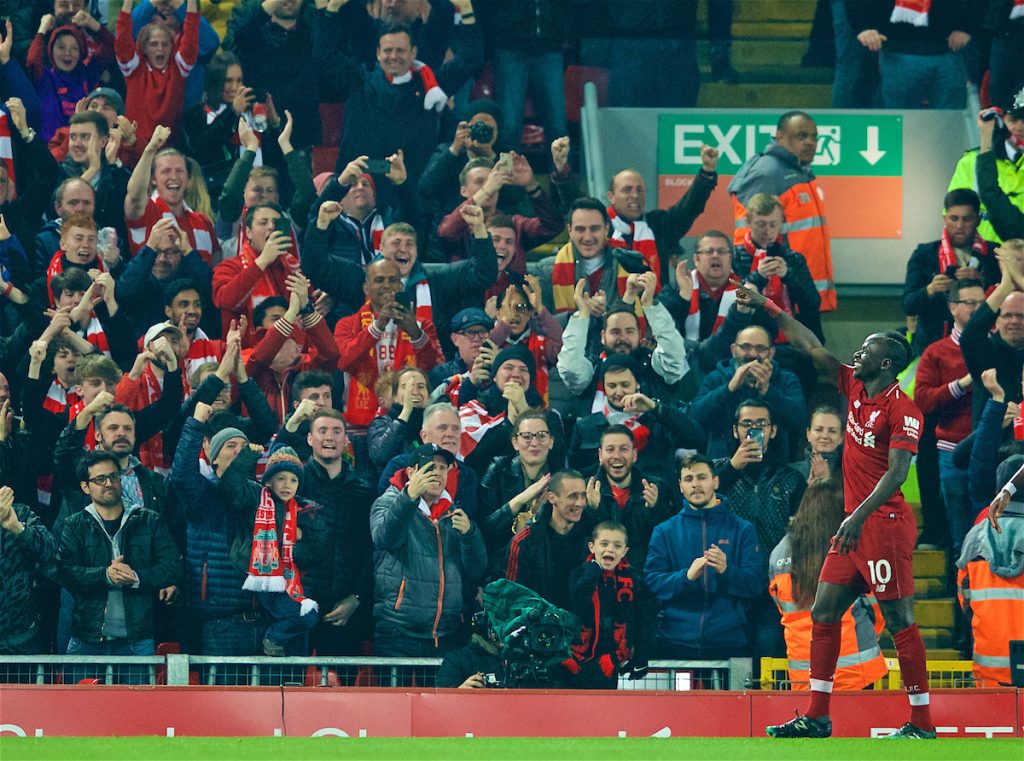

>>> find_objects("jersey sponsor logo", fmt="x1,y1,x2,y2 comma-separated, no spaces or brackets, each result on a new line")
903,415,921,439
863,432,876,448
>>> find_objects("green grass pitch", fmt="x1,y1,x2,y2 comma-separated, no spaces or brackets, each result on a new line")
2,737,1022,761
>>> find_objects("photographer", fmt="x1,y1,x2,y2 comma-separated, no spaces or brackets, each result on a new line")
435,610,505,688
690,324,806,460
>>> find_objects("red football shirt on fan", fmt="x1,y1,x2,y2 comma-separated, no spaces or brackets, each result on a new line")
126,197,218,264
837,364,922,517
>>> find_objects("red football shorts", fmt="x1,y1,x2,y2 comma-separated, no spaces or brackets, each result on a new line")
818,508,916,601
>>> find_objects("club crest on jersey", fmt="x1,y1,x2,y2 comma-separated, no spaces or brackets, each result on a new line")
866,410,881,428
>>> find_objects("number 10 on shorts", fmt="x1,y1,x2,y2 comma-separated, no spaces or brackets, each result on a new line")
867,559,892,587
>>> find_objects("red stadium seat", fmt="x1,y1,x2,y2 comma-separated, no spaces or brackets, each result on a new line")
313,147,340,177
319,103,345,148
564,65,609,125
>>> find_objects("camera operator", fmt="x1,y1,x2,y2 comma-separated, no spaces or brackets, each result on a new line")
435,610,505,688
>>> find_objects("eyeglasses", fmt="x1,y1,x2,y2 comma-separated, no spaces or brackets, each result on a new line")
86,472,121,485
515,431,551,443
696,247,730,256
736,420,771,430
952,299,982,307
458,329,489,339
154,248,183,258
736,343,772,355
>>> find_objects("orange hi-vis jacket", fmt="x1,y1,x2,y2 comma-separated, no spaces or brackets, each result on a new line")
728,142,836,311
956,510,1024,688
769,535,887,690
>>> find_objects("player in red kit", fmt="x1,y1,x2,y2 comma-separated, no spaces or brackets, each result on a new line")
733,281,936,740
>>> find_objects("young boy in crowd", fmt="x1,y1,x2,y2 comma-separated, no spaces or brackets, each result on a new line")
565,521,655,689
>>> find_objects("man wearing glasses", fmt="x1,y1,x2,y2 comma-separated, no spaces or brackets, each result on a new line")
57,451,180,682
915,279,984,556
691,324,807,460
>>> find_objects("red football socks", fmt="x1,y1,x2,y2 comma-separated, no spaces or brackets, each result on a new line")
806,621,842,719
893,624,933,731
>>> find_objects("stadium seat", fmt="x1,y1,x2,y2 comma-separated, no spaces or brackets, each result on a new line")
313,147,340,177
564,65,609,126
319,103,345,147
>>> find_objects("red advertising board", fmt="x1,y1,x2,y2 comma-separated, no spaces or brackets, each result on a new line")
0,687,1020,738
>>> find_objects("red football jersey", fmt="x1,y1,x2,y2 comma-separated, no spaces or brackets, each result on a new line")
838,364,922,516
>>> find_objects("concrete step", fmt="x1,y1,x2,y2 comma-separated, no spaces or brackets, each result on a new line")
914,599,956,629
913,577,947,599
698,39,808,68
913,550,947,579
697,64,834,85
698,0,817,23
730,21,813,38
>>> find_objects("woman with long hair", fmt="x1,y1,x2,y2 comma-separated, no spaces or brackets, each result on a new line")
768,479,888,690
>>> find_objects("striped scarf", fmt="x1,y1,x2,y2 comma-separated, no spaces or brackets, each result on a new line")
890,0,931,26
206,103,263,165
43,377,79,415
601,403,650,451
0,112,14,199
237,231,301,315
684,271,737,341
184,327,221,384
84,316,110,356
937,227,985,273
551,242,634,315
338,209,385,267
459,398,506,457
607,208,660,291
411,279,433,326
385,60,447,112
135,364,168,474
46,251,106,307
243,487,317,615
344,301,419,427
741,234,791,344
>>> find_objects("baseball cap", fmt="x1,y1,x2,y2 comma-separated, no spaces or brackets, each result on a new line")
412,444,456,468
143,321,183,346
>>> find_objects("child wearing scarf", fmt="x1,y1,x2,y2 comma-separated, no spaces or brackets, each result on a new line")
242,446,318,656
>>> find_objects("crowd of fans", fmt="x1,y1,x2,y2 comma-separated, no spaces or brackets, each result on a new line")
0,0,1020,695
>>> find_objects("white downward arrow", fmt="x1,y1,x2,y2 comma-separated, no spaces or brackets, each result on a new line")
860,126,886,165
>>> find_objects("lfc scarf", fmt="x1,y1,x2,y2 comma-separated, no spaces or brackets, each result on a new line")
386,61,447,112
0,112,14,199
890,0,931,26
237,232,300,315
345,301,419,427
607,207,660,291
185,327,221,384
242,487,317,615
601,402,651,451
45,251,106,307
937,227,986,272
683,271,737,341
551,242,636,317
83,316,110,356
1014,0,1024,19
459,398,507,457
410,279,433,326
570,557,636,668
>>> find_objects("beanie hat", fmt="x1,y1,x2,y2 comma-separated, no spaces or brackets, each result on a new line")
262,446,304,485
492,343,535,379
88,87,125,116
48,25,87,69
600,353,640,383
209,427,248,463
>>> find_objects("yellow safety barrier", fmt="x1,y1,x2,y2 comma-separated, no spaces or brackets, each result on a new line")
760,658,981,691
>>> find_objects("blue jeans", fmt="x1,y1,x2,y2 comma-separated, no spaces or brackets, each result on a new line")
257,592,317,656
880,51,967,109
494,48,568,150
608,38,699,108
65,637,155,685
938,449,972,555
830,0,880,108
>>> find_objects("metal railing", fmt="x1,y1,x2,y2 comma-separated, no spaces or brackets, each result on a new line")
0,655,752,690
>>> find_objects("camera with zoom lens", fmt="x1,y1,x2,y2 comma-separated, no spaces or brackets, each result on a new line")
469,121,495,144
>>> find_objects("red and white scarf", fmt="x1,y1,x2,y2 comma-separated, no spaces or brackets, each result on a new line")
386,61,447,112
184,327,221,383
84,316,110,356
207,104,264,165
1013,0,1024,19
45,251,107,307
409,279,433,326
0,111,15,199
459,398,506,457
742,233,791,342
388,464,455,520
890,0,931,26
43,377,79,415
236,228,301,316
601,403,650,451
684,271,737,341
607,207,661,291
344,301,420,427
242,487,317,615
937,227,986,272
135,364,169,473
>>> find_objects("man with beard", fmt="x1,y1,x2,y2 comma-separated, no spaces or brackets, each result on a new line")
58,450,180,683
124,126,218,263
645,454,763,661
557,270,688,415
582,425,673,575
114,322,186,473
505,469,595,611
160,279,220,383
691,324,806,460
118,219,214,339
294,408,375,656
902,189,1000,355
569,354,704,484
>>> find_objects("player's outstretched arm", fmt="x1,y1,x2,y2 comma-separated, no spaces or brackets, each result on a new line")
731,278,840,377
